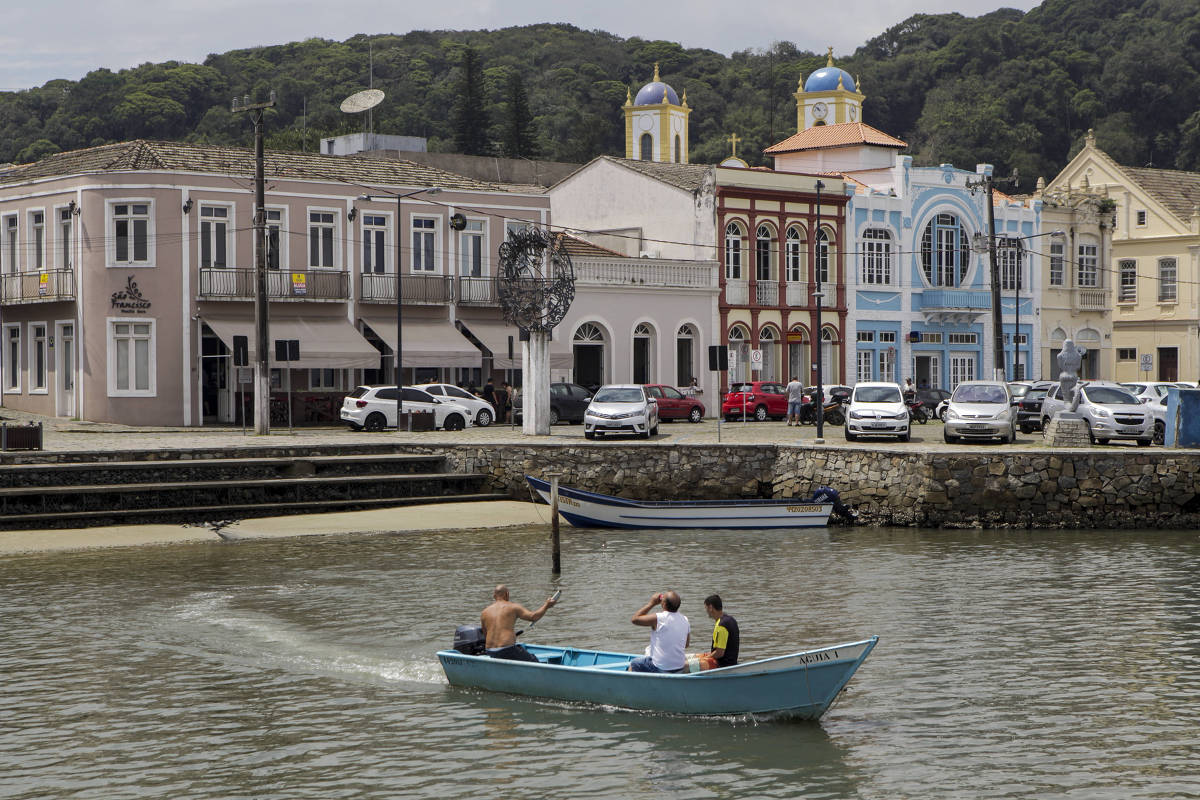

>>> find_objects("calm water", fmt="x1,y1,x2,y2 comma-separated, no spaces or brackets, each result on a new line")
2,524,1200,799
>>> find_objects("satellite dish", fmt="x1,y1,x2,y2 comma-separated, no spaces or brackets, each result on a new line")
340,89,384,114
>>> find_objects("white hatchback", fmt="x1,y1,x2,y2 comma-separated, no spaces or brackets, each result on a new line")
340,385,471,432
412,383,497,427
845,382,910,442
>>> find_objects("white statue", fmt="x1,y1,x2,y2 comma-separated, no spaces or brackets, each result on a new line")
1056,339,1087,414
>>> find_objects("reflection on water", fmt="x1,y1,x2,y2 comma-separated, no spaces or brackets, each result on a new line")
2,525,1200,798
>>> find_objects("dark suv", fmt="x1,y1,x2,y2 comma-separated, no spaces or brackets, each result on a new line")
1016,381,1055,433
513,382,593,424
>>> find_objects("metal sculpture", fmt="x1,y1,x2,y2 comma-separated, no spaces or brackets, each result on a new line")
496,227,575,332
496,228,576,435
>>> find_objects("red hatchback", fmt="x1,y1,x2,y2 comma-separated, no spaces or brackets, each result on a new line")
722,381,790,421
644,384,705,423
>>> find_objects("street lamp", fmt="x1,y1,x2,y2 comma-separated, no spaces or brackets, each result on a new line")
358,186,441,430
813,179,825,441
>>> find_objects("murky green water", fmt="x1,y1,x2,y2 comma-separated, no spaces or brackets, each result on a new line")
2,524,1199,799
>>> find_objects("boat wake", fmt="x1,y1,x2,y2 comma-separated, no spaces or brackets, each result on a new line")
163,590,448,687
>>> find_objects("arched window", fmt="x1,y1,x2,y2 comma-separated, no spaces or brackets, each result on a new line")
758,325,778,381
728,324,751,383
639,133,653,161
676,324,696,386
573,323,606,388
921,213,970,287
816,228,831,285
575,323,604,343
785,226,804,282
756,224,774,282
724,221,744,280
861,228,892,285
674,134,681,163
787,325,808,382
820,327,839,384
633,322,655,384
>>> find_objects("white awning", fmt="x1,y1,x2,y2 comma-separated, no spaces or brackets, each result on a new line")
456,318,573,369
361,315,479,368
201,315,381,370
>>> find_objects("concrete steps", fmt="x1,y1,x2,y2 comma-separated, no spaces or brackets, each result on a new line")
0,446,503,530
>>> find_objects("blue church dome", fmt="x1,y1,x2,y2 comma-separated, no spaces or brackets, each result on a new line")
635,81,680,106
805,66,856,93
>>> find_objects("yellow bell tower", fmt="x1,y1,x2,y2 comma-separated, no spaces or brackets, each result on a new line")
624,64,691,163
794,48,865,132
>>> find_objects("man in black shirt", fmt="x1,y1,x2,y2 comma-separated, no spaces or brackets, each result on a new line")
702,594,739,667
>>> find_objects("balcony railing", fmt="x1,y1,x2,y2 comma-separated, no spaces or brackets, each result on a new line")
199,268,349,300
574,257,717,289
0,269,76,304
1074,287,1109,312
919,290,992,310
753,281,779,305
457,276,498,306
725,279,749,305
360,273,453,305
785,282,807,307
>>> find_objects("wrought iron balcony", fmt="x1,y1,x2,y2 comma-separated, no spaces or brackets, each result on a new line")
0,269,76,304
199,268,349,300
360,273,453,305
457,276,498,306
753,281,779,306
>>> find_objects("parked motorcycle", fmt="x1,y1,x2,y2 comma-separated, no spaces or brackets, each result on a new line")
800,397,846,426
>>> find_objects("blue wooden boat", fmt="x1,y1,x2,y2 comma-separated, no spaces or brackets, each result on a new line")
437,637,878,718
526,475,843,529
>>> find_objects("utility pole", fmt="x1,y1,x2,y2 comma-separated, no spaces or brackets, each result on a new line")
233,91,276,434
967,166,1018,381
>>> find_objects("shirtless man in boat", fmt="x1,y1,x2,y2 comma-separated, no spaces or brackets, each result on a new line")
480,584,558,662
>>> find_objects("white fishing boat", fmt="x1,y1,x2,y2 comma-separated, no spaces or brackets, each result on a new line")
525,475,846,529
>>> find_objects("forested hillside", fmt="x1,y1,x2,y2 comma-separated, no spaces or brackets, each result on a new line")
3,0,1200,184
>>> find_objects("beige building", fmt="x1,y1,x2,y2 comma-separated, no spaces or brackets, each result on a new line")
1045,131,1200,382
1031,176,1114,379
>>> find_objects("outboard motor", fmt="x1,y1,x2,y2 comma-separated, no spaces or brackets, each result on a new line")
453,625,486,655
812,486,858,523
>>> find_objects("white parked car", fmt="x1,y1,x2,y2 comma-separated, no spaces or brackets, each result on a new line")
340,385,471,432
845,382,910,442
412,382,497,427
584,384,659,440
943,381,1016,444
1120,381,1178,405
1040,381,1153,446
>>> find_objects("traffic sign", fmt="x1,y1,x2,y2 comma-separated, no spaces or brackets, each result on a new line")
1140,353,1154,372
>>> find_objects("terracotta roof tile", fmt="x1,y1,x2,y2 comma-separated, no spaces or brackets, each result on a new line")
599,156,713,191
0,139,507,192
764,123,907,155
555,233,628,259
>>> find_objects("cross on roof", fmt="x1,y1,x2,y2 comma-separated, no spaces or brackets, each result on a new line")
728,132,742,158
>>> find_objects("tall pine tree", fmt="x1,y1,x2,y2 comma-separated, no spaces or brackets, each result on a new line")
500,70,538,158
451,46,491,156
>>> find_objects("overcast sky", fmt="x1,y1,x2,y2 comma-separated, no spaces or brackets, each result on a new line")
1,0,1043,91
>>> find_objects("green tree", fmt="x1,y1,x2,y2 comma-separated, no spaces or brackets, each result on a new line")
451,46,491,156
500,70,538,158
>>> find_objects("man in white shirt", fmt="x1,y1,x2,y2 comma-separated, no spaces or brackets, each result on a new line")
785,376,805,426
628,590,690,673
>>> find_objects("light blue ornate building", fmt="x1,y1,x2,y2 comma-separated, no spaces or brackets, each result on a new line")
766,52,1041,389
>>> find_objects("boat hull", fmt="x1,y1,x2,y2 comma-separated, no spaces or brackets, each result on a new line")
526,475,832,530
437,637,877,718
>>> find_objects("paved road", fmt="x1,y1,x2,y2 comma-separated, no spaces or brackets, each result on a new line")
0,408,1154,455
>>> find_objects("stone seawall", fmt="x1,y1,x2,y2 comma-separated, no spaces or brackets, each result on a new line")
403,443,1200,529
